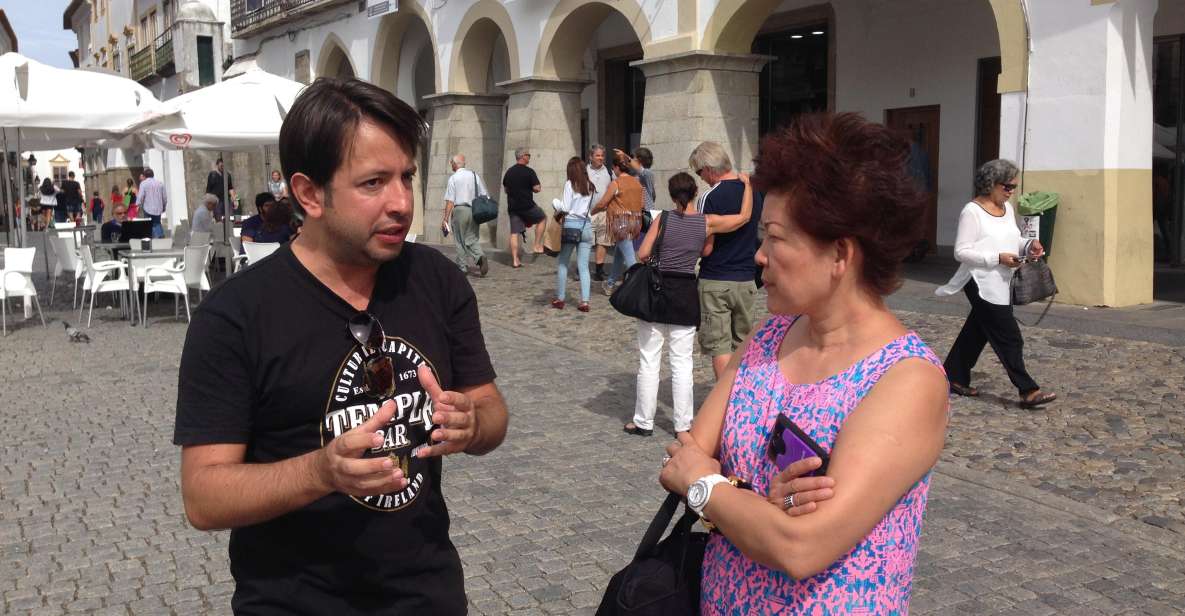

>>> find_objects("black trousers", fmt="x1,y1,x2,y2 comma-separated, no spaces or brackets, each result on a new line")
943,279,1040,395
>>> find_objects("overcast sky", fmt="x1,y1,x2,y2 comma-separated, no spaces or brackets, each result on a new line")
2,1,78,68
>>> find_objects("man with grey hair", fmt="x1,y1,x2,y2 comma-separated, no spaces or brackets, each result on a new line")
585,144,614,280
442,153,489,277
502,147,544,268
191,193,218,235
689,141,764,379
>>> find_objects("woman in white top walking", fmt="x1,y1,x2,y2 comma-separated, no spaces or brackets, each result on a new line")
937,159,1056,408
553,157,596,312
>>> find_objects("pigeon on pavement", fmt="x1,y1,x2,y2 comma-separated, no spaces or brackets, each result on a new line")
63,321,91,344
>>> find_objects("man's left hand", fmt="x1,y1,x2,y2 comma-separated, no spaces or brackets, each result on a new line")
660,432,721,496
414,365,476,457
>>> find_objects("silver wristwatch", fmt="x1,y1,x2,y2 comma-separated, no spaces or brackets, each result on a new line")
686,474,729,518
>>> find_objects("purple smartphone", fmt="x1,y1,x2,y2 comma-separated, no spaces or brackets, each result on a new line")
767,414,830,475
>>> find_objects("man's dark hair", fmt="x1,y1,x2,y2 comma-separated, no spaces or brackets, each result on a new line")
255,191,274,209
67,171,75,179
142,167,154,178
632,147,653,168
279,77,426,217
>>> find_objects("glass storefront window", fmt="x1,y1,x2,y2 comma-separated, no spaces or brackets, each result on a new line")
1153,35,1184,265
754,24,830,136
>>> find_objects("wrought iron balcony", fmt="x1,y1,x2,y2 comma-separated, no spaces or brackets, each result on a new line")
154,29,175,76
231,0,354,38
129,45,155,83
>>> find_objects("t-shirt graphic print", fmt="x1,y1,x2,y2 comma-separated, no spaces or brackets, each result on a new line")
322,336,437,512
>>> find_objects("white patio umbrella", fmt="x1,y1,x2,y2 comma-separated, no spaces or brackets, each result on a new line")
124,69,307,270
0,52,169,255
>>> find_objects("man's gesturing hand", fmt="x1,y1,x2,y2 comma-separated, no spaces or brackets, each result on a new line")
316,400,406,497
415,365,477,458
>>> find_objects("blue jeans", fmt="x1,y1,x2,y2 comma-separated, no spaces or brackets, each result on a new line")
556,219,593,302
607,237,638,285
149,214,163,238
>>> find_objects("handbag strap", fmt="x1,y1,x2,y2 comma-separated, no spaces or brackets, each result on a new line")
633,492,699,560
1014,293,1055,327
469,170,481,199
649,211,669,266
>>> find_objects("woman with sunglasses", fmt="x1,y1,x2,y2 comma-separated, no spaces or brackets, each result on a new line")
937,159,1055,408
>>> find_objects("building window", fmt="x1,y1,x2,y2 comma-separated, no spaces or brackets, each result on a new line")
753,23,830,135
197,36,215,86
52,165,69,185
113,48,121,73
295,50,311,84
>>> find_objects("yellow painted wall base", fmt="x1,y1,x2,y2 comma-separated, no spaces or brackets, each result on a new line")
1023,169,1153,307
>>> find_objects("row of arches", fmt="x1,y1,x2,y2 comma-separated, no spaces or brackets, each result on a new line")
313,0,1029,98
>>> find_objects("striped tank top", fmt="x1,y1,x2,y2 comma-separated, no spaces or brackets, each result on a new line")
655,211,706,274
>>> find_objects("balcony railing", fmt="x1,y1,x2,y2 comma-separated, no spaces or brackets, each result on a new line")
129,45,155,82
154,29,174,76
231,0,354,37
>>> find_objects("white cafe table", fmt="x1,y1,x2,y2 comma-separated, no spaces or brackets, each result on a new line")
122,249,186,326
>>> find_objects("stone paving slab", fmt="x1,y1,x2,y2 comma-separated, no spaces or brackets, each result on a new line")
1,248,1183,614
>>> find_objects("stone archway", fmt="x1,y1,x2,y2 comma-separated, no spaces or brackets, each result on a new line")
535,0,653,80
448,0,521,92
701,0,1029,95
316,34,356,79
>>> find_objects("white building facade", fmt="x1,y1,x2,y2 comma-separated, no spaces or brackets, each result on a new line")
225,0,1181,307
63,0,246,227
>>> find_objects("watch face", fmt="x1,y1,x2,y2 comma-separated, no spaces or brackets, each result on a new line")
687,480,708,509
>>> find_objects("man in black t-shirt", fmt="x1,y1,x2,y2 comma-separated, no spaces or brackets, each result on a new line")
689,141,765,379
501,147,543,267
60,171,84,222
205,158,237,220
174,77,509,615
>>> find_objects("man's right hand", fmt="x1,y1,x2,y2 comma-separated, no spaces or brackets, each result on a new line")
315,400,406,497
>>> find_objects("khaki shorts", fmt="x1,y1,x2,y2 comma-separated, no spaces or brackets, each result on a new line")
698,279,757,357
591,211,613,247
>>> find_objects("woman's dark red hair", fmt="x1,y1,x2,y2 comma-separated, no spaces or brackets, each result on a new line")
752,112,925,297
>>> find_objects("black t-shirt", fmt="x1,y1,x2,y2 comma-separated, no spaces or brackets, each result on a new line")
174,243,496,615
501,164,539,213
205,170,234,202
699,179,765,282
59,180,83,207
100,220,122,242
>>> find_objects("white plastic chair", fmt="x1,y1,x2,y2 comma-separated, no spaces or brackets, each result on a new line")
230,236,247,272
78,246,131,327
243,241,281,266
1,247,47,335
189,231,211,247
140,244,211,325
49,234,85,308
151,238,173,251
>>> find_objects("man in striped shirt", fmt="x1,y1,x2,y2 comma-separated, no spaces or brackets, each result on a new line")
137,167,168,239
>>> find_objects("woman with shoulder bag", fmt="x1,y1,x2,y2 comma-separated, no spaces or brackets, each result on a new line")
623,172,754,437
936,159,1055,408
592,151,645,296
552,157,596,312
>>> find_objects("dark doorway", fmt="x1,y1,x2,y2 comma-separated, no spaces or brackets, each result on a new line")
975,57,1002,170
601,56,645,152
753,23,830,135
886,106,941,253
1153,35,1184,267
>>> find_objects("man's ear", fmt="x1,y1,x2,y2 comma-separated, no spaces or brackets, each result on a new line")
289,173,324,219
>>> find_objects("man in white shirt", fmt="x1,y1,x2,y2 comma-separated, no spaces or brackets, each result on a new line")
586,145,614,281
137,167,168,238
192,193,218,235
442,154,489,277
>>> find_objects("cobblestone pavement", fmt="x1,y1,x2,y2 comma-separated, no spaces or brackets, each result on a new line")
1,248,1183,614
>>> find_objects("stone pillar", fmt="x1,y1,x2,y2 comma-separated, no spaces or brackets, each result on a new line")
422,92,508,245
632,51,771,209
1017,0,1156,306
494,77,589,250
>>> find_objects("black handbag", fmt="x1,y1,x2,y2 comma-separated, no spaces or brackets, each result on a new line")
468,171,499,225
596,493,707,616
610,212,668,322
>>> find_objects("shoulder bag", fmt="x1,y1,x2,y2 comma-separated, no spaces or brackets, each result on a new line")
1011,244,1057,325
610,212,668,322
469,170,499,225
596,492,706,616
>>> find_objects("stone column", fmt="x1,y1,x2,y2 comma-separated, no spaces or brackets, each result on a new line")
1016,0,1156,306
421,92,508,245
632,51,771,209
494,77,590,250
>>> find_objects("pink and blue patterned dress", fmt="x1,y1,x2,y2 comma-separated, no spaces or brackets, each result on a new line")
701,315,946,615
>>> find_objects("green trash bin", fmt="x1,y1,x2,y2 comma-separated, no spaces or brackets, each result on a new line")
1017,191,1059,256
